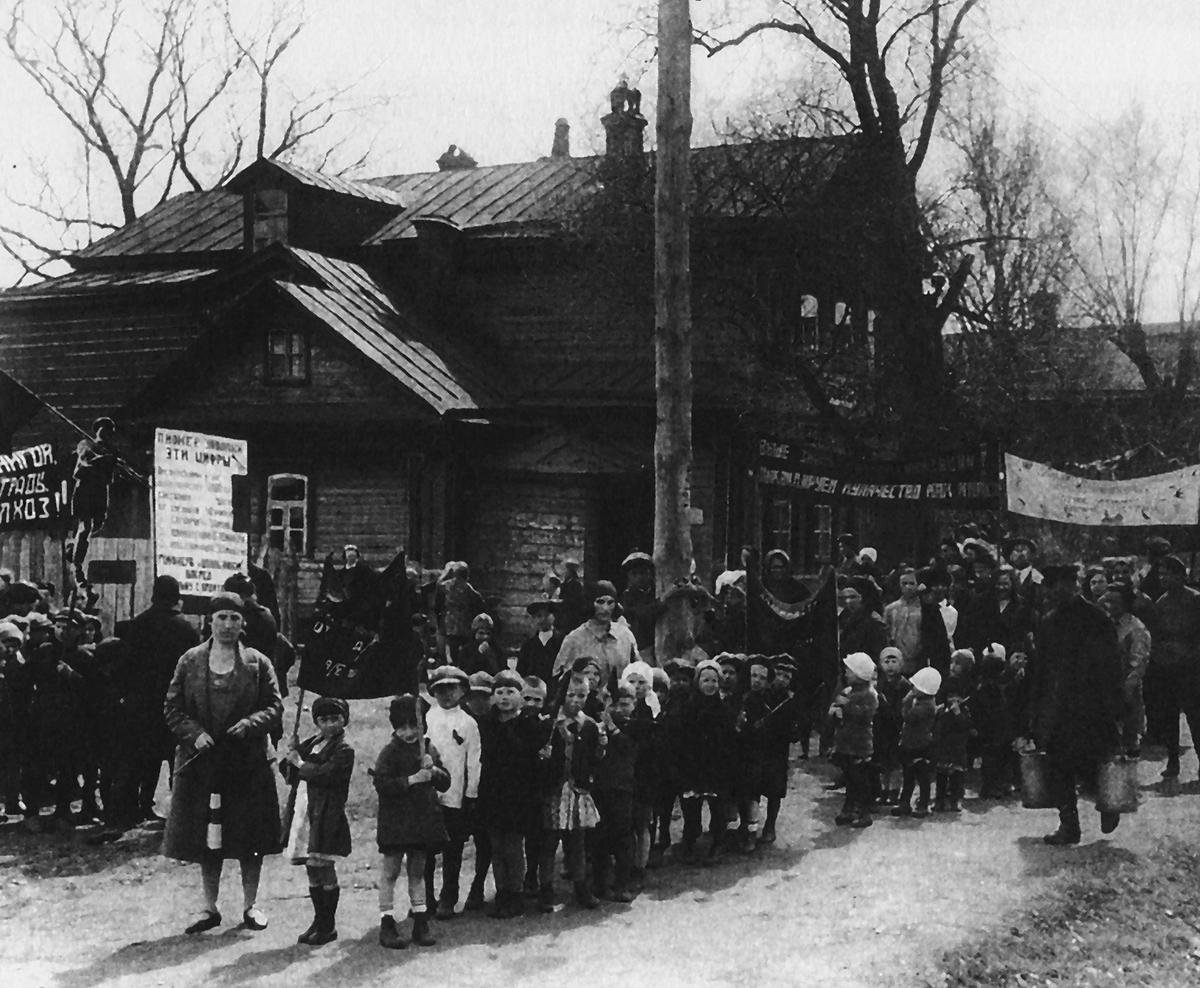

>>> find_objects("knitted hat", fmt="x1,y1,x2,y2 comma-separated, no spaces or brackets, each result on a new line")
859,547,878,565
694,658,721,681
715,651,742,669
910,667,942,696
770,655,796,675
0,621,24,645
843,652,875,682
620,660,655,687
590,580,618,600
468,670,495,694
222,573,256,597
428,665,468,691
492,670,524,692
312,696,350,725
879,645,903,664
470,612,494,632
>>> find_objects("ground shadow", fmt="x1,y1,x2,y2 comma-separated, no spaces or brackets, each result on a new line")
0,820,162,880
51,926,247,988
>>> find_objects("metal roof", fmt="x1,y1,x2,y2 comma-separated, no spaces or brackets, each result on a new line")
366,157,600,242
280,248,499,414
74,190,242,260
253,160,408,206
1,267,219,299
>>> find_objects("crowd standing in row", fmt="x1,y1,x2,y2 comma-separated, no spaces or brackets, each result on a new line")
0,528,1192,950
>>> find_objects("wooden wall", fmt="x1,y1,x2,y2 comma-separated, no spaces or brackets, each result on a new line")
0,530,152,636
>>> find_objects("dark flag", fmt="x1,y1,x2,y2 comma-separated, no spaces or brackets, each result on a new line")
298,549,421,699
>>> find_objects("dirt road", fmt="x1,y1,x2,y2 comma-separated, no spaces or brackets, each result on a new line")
1,702,1194,988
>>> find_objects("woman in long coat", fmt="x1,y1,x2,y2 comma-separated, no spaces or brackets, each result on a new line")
163,593,283,933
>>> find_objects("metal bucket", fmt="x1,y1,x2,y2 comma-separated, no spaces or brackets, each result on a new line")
1096,756,1139,814
1020,750,1056,809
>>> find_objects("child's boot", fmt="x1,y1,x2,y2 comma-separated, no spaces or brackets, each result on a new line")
913,796,930,817
307,888,339,946
949,775,964,813
464,878,486,911
850,807,873,829
890,799,912,817
297,888,322,944
834,797,855,826
410,910,437,946
379,913,408,949
573,880,600,909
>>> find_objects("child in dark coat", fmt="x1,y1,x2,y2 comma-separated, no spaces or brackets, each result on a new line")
477,671,551,918
732,657,773,852
591,685,639,901
971,644,1014,798
874,646,912,805
677,659,737,861
538,675,605,911
891,667,941,817
933,650,976,813
281,696,355,946
829,652,879,828
372,694,451,950
757,656,799,844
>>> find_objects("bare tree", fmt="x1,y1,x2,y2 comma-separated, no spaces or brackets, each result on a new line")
1064,105,1188,392
3,0,381,284
695,0,982,433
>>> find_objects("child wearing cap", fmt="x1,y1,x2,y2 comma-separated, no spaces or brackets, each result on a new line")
372,694,451,949
892,667,941,817
829,652,879,828
477,670,552,918
457,614,504,677
932,649,976,813
281,697,355,946
422,666,481,920
462,671,494,910
873,646,911,805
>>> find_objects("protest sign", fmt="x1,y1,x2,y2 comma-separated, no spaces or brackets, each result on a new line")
0,442,65,530
1005,453,1200,526
153,429,247,595
299,624,415,699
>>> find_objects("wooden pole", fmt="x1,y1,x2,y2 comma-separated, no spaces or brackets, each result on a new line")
291,688,306,745
653,0,695,661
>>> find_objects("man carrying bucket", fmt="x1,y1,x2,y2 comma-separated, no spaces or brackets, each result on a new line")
1027,564,1125,845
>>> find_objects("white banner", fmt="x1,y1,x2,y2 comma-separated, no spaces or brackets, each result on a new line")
154,429,248,595
1005,453,1200,526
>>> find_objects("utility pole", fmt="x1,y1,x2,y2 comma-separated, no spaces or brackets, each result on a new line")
653,0,694,659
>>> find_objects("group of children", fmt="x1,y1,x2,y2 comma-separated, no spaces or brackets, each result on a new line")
830,642,1029,828
279,651,803,949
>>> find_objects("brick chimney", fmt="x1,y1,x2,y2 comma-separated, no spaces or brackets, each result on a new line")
551,118,570,159
600,78,646,161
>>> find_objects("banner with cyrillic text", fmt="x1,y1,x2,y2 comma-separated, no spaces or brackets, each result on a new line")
0,443,65,530
154,429,247,595
1004,453,1200,526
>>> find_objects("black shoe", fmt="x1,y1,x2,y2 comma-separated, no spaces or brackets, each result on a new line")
379,914,408,949
573,881,600,909
537,885,556,913
758,824,776,844
435,898,457,921
411,910,437,947
185,910,221,934
1100,811,1120,834
1162,756,1181,779
464,888,486,912
891,804,912,817
1043,828,1081,846
850,815,873,829
242,907,268,930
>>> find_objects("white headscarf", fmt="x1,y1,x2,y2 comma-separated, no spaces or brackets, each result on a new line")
620,660,661,716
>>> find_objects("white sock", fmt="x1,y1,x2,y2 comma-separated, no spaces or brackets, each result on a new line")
380,910,394,920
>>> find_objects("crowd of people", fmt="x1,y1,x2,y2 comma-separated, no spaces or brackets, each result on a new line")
0,525,1194,950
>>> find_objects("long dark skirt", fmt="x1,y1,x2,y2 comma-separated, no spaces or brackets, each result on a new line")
163,745,282,863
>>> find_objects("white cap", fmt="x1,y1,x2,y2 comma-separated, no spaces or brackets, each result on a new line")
983,642,1007,660
911,667,942,696
843,652,876,681
859,547,878,564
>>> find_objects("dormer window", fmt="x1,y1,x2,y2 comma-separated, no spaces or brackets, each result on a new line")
252,188,288,250
266,326,309,384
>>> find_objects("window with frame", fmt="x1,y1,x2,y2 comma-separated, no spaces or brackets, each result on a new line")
266,327,310,384
266,473,309,554
252,188,288,250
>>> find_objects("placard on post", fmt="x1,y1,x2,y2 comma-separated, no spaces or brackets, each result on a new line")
153,429,248,596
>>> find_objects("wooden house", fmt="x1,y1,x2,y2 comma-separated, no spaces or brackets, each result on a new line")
0,86,889,638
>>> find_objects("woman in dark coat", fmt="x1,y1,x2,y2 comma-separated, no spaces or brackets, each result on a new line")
162,593,283,934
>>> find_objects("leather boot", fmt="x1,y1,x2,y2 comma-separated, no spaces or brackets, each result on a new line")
379,914,408,949
834,798,855,825
297,888,322,944
410,910,437,947
307,888,338,946
1044,801,1081,845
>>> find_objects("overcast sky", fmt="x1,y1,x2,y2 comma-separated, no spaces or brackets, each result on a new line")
1,0,1198,306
